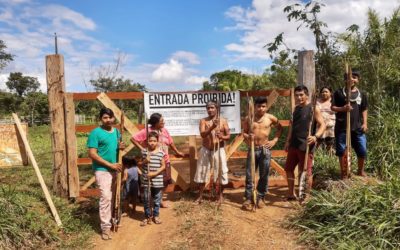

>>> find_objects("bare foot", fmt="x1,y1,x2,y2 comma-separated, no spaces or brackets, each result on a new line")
161,201,169,208
194,197,203,205
357,171,367,177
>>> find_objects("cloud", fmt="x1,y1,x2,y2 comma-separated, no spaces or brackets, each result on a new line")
151,59,184,82
224,0,400,61
0,2,119,92
171,51,200,65
184,75,208,85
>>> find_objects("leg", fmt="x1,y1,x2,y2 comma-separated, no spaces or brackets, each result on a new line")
152,188,163,223
195,183,206,204
194,147,211,203
95,171,114,239
285,147,299,199
335,132,347,179
352,130,367,177
161,162,171,208
143,186,152,219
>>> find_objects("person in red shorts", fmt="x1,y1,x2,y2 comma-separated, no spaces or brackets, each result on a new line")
284,85,326,201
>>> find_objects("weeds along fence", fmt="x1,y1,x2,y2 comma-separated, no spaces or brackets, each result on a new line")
52,89,295,198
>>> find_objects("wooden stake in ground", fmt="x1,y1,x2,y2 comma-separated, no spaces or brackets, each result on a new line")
12,113,62,227
342,63,353,179
247,95,257,211
112,112,124,232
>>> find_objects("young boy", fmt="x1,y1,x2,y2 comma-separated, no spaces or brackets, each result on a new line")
140,131,165,226
194,101,230,204
87,108,124,240
122,155,140,217
242,96,283,209
331,69,368,178
284,86,325,200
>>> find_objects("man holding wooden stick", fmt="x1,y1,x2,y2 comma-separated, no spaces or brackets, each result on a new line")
331,69,368,178
242,96,283,210
284,86,325,201
194,101,230,204
87,108,125,240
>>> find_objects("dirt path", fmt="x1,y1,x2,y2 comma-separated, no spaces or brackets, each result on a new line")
91,182,305,250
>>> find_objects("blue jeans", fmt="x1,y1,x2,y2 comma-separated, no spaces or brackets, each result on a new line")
335,128,367,158
245,147,271,200
143,187,162,218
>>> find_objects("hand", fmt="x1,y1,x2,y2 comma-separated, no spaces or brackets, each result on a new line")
264,138,278,149
307,135,318,145
110,163,122,172
361,123,368,133
212,118,218,128
215,131,222,139
142,158,149,165
284,141,290,152
118,141,126,150
343,104,353,112
175,151,185,157
147,172,156,178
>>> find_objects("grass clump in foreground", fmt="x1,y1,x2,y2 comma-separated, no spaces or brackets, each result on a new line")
289,178,400,249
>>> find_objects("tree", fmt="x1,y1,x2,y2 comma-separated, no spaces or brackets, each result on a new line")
20,92,49,125
6,72,40,97
0,40,13,71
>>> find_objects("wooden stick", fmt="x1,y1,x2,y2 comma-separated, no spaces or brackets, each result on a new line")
12,113,62,227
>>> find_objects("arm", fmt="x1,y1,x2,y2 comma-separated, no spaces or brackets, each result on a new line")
307,106,326,145
242,116,252,144
169,142,184,157
199,118,216,138
361,109,368,132
88,148,122,172
148,158,166,178
122,169,128,182
217,119,230,141
265,115,283,149
130,137,145,151
284,119,292,151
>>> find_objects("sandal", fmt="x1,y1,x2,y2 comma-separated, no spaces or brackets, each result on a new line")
140,218,152,227
101,229,112,240
153,217,162,224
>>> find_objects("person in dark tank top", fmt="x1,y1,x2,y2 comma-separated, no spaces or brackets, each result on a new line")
284,86,326,201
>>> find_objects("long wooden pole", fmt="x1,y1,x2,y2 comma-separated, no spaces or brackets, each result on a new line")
12,113,62,227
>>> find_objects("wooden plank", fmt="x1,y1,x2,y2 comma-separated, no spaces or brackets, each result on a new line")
73,91,144,100
297,50,316,96
46,54,68,198
78,157,92,165
240,89,291,97
226,134,244,160
229,150,287,159
270,159,287,178
97,93,140,135
188,136,197,189
171,165,189,191
12,113,62,227
265,90,280,111
76,124,145,133
64,93,80,198
81,176,96,191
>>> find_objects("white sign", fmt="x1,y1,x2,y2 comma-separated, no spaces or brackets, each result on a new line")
144,91,241,136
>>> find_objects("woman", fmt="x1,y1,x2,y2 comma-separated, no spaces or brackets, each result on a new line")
131,113,184,208
316,86,336,153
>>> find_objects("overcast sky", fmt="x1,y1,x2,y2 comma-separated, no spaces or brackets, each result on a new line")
0,0,399,92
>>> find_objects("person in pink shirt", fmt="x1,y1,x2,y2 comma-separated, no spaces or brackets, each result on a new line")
131,113,184,208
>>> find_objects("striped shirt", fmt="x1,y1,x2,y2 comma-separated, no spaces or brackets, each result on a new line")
141,149,165,188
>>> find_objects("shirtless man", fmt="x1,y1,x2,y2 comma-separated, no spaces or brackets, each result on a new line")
194,101,230,204
242,96,283,209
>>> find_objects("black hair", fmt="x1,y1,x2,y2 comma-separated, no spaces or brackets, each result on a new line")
148,113,162,127
122,155,137,166
148,131,159,140
319,86,333,94
99,108,114,119
206,101,218,108
254,96,268,105
343,69,361,80
294,85,309,95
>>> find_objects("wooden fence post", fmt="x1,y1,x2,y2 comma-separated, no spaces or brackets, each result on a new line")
46,54,68,197
297,50,316,97
64,93,79,198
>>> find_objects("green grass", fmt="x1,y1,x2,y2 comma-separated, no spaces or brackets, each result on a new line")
0,125,97,249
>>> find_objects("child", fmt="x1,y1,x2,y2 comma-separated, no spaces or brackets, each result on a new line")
122,155,140,217
242,96,283,209
140,131,165,226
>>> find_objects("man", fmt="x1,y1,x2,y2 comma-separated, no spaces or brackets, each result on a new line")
242,96,283,209
284,86,325,200
331,69,368,178
87,108,124,240
194,101,230,204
